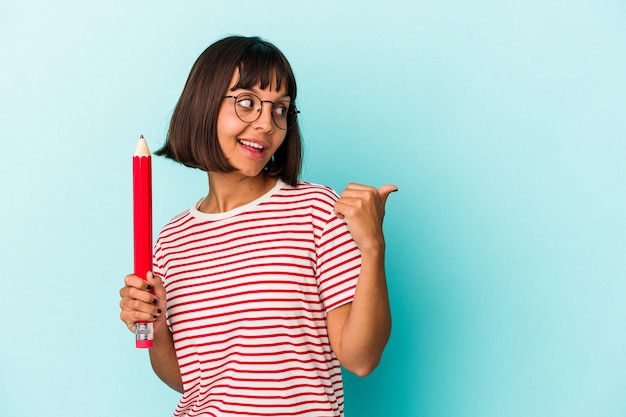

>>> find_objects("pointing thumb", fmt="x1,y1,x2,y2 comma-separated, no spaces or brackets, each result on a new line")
378,184,398,206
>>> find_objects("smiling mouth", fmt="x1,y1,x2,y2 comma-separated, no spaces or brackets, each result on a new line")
238,139,265,152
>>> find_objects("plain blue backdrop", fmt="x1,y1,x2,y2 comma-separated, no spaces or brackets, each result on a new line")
1,1,625,416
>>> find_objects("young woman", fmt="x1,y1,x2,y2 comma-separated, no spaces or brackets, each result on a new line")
119,35,396,417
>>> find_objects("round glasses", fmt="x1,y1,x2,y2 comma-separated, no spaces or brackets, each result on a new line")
223,93,300,130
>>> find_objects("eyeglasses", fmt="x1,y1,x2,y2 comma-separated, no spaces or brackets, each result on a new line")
223,93,300,130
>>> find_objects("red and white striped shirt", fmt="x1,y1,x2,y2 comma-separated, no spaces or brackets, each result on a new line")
153,180,361,417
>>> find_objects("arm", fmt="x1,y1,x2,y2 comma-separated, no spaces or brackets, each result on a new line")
119,272,183,393
327,183,397,376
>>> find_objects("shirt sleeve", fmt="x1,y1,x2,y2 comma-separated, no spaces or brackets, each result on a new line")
315,206,361,312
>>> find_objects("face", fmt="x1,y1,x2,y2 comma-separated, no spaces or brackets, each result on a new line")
216,69,289,179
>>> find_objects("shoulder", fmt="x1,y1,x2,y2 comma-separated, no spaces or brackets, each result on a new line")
266,181,340,216
154,207,195,246
271,181,339,211
277,181,340,203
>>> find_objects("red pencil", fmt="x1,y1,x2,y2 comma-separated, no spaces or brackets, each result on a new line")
133,135,153,348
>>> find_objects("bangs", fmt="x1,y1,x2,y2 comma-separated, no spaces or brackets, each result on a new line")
232,41,297,98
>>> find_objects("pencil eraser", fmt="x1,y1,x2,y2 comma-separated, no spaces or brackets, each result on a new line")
136,340,153,349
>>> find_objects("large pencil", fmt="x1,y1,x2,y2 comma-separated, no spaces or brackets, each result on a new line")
133,135,153,348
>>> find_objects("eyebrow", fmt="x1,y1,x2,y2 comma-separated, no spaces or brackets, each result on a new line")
230,86,291,101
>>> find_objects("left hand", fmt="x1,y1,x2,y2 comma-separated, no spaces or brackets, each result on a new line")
334,183,397,251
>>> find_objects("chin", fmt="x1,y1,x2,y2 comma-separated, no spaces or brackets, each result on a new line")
236,167,266,178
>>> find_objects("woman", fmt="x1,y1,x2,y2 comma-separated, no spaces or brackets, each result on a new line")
119,35,396,417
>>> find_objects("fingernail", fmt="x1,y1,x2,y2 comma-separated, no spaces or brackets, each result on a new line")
153,315,157,319
146,285,153,290
157,309,162,314
152,298,158,305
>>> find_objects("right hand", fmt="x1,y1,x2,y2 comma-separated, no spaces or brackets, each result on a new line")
119,272,166,333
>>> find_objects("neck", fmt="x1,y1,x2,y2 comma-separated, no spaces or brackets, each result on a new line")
199,172,278,213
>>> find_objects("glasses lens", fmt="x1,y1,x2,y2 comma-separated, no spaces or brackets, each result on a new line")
271,101,292,130
234,94,260,123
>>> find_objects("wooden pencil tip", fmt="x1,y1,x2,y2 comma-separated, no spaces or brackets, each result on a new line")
134,136,151,156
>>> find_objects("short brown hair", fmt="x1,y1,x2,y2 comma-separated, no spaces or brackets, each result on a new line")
156,36,302,186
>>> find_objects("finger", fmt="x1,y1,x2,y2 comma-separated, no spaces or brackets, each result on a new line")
119,297,163,331
121,286,159,305
333,200,353,220
336,196,366,209
120,295,161,315
120,273,162,307
378,184,398,206
146,271,164,292
122,316,136,333
341,183,376,196
120,309,158,333
124,274,152,291
147,272,168,308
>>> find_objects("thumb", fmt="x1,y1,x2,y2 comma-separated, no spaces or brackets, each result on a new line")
378,184,398,206
146,271,165,294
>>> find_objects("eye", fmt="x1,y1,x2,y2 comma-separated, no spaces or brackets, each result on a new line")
236,95,257,112
273,101,290,118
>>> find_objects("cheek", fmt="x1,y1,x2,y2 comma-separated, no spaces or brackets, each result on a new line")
216,112,245,141
273,132,288,150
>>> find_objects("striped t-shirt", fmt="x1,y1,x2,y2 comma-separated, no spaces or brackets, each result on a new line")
153,180,361,417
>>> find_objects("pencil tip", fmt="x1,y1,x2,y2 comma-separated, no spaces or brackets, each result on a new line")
134,136,151,156
140,134,144,139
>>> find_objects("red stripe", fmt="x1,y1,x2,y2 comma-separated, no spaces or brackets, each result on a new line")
155,181,354,416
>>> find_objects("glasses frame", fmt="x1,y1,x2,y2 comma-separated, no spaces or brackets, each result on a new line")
223,93,300,130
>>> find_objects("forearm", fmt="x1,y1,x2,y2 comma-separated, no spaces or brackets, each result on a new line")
336,244,392,376
149,320,183,393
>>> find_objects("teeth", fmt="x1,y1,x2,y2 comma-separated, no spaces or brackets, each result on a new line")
239,139,264,150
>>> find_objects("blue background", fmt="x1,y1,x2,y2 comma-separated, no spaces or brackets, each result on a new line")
1,1,625,416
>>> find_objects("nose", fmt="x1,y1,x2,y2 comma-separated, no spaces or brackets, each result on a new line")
252,101,275,132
